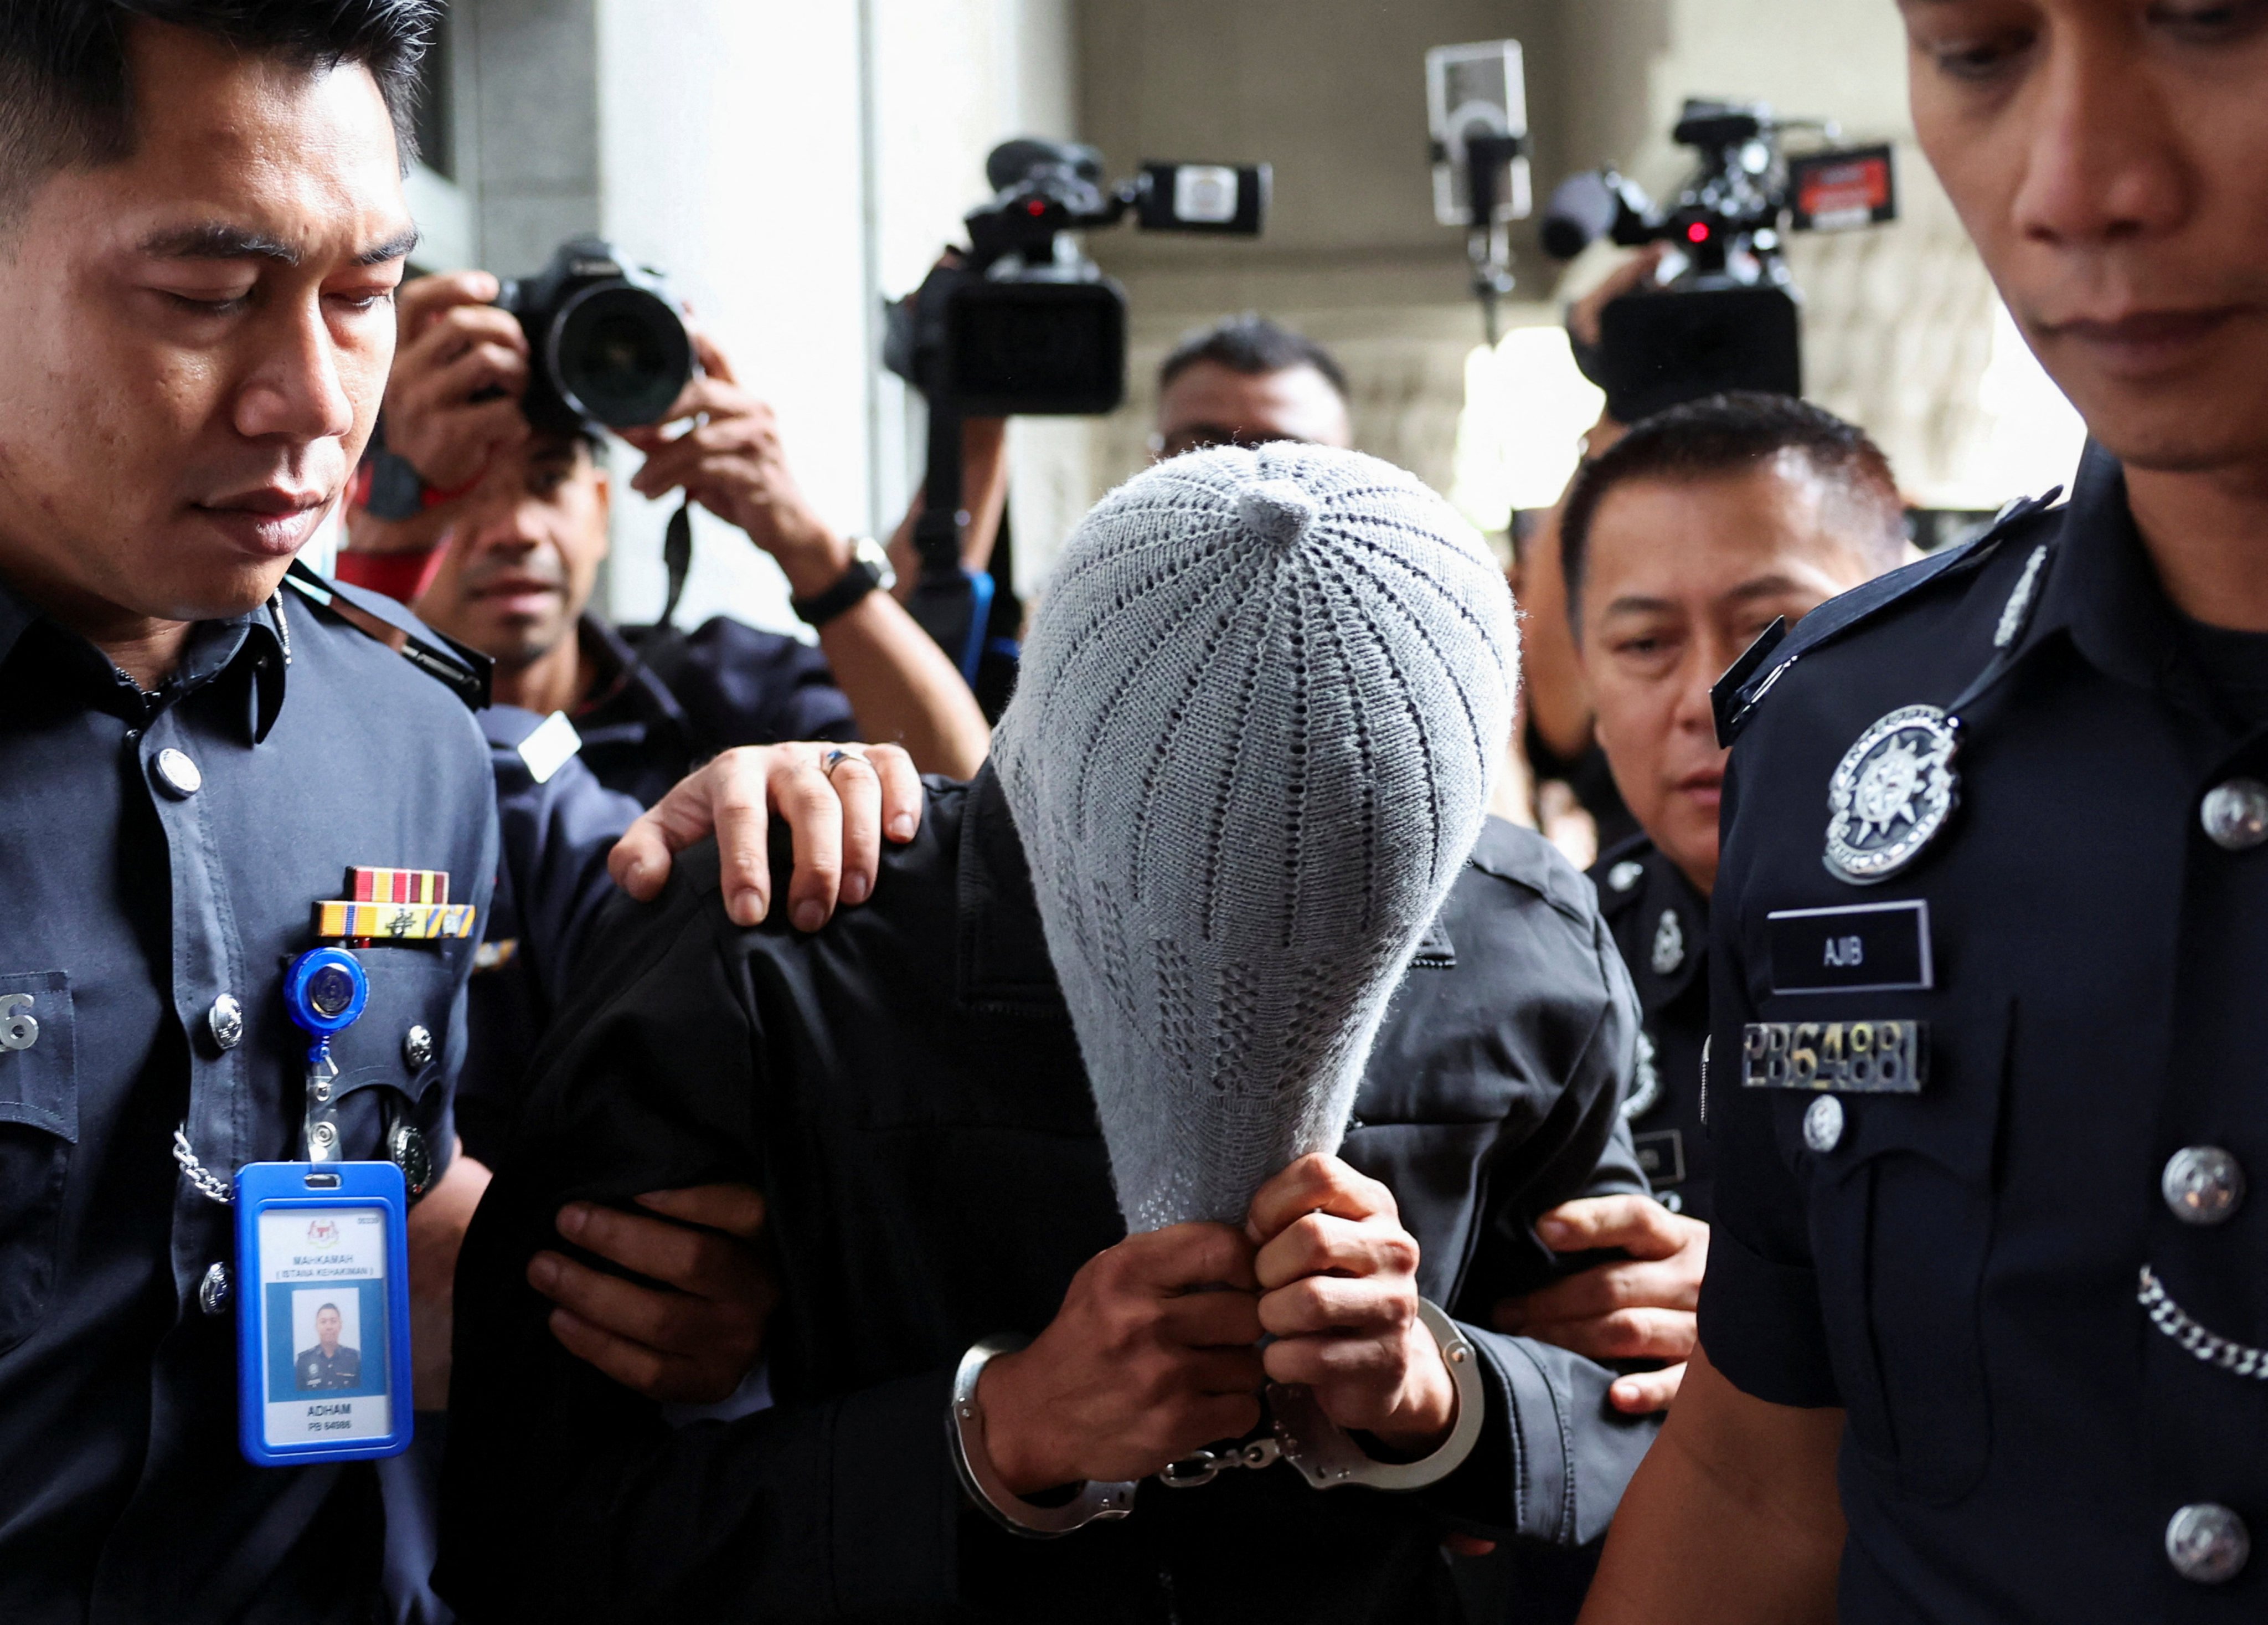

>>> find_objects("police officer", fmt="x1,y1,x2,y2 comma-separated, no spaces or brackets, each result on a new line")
0,8,833,1619
1564,393,1911,1226
1489,394,1910,1437
1581,5,2268,1621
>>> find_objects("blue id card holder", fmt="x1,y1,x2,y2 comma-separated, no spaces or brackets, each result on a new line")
233,947,414,1467
234,1159,414,1466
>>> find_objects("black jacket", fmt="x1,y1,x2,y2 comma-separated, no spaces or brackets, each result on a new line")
439,770,1656,1623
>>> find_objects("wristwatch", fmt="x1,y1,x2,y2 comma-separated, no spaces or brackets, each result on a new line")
790,537,896,628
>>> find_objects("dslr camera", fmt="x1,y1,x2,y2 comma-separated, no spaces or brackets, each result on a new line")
1541,100,1895,423
499,236,695,435
884,139,1270,418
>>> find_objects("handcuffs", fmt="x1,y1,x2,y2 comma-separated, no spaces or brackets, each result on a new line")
946,1299,1486,1537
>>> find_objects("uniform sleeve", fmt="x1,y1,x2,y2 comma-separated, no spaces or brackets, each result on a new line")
484,714,645,1002
1432,901,1660,1541
1693,750,1841,1407
436,851,967,1623
420,711,499,1184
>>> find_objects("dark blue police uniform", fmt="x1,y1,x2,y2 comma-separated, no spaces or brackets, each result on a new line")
1700,444,2268,1619
1591,836,1712,1220
0,565,494,1624
574,613,856,807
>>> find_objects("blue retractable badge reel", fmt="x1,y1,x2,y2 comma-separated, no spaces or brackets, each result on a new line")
234,948,414,1467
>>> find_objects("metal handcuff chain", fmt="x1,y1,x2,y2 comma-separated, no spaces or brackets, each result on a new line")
948,1300,1486,1536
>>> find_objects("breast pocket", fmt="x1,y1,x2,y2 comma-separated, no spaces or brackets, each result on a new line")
1776,997,2011,1505
0,971,76,1356
325,955,455,1158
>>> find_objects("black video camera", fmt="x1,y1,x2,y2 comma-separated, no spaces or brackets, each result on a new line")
499,236,695,437
884,140,1269,418
1541,101,1895,423
884,140,1269,697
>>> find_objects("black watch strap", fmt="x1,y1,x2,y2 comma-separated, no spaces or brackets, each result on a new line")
360,448,429,522
791,552,884,628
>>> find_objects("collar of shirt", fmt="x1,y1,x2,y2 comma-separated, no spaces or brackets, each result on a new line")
2012,443,2223,721
0,565,287,740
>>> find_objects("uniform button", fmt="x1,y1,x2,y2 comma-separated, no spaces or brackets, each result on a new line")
151,747,203,799
1607,860,1645,893
2166,1503,2250,1585
207,994,244,1052
2163,1146,2245,1227
1803,1094,1845,1153
402,1024,434,1071
198,1261,231,1316
2200,779,2268,850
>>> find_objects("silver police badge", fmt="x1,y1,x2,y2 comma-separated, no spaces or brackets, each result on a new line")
1823,704,1958,885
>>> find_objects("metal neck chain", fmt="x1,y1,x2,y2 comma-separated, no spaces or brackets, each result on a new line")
173,1124,233,1206
2139,1264,2268,1380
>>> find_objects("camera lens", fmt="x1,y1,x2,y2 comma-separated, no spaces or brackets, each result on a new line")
548,282,694,429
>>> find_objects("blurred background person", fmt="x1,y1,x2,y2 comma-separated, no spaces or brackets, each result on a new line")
346,271,990,795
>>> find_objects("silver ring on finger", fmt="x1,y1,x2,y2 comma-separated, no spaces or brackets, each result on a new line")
821,747,868,779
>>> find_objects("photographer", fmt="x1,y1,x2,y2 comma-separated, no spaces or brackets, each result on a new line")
347,271,992,795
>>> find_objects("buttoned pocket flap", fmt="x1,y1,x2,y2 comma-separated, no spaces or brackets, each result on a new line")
0,971,76,1144
328,955,452,1104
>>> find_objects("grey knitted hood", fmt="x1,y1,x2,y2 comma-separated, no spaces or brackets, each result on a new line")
992,443,1519,1233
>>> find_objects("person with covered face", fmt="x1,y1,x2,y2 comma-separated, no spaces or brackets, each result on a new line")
439,444,1660,1622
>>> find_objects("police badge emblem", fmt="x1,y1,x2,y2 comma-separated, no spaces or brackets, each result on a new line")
1823,704,1959,884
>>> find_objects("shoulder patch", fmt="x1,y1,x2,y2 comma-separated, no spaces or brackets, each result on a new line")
1712,488,2063,746
285,560,493,711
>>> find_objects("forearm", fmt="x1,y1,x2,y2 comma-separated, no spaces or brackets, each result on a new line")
1578,1344,1845,1625
815,590,992,778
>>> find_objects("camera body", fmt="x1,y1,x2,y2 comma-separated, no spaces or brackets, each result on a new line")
1542,101,1896,422
499,237,695,435
883,140,1270,418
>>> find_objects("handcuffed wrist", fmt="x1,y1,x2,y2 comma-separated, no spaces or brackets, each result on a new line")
947,1337,1138,1538
1272,1300,1485,1492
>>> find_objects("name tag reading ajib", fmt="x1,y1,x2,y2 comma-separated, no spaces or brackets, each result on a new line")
1766,899,1932,995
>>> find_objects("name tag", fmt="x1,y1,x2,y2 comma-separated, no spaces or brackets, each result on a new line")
1741,1019,1927,1094
1633,1128,1686,1187
1766,900,1931,995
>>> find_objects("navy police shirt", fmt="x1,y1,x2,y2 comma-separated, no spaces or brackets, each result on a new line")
1700,445,2268,1619
0,567,494,1624
573,613,857,807
1591,836,1712,1221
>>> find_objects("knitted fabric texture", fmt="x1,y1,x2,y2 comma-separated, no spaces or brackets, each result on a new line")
992,444,1519,1232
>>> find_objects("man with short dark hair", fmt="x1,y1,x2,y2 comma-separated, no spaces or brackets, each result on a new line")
297,1305,362,1392
1152,313,1354,460
1583,5,2268,1619
1492,394,1909,1427
0,6,862,1619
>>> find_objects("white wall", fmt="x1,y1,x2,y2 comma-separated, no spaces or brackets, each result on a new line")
581,0,1083,628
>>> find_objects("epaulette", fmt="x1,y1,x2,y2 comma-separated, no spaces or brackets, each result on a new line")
283,559,493,711
1710,487,2064,747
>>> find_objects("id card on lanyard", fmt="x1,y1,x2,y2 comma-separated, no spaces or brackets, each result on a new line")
234,946,414,1467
